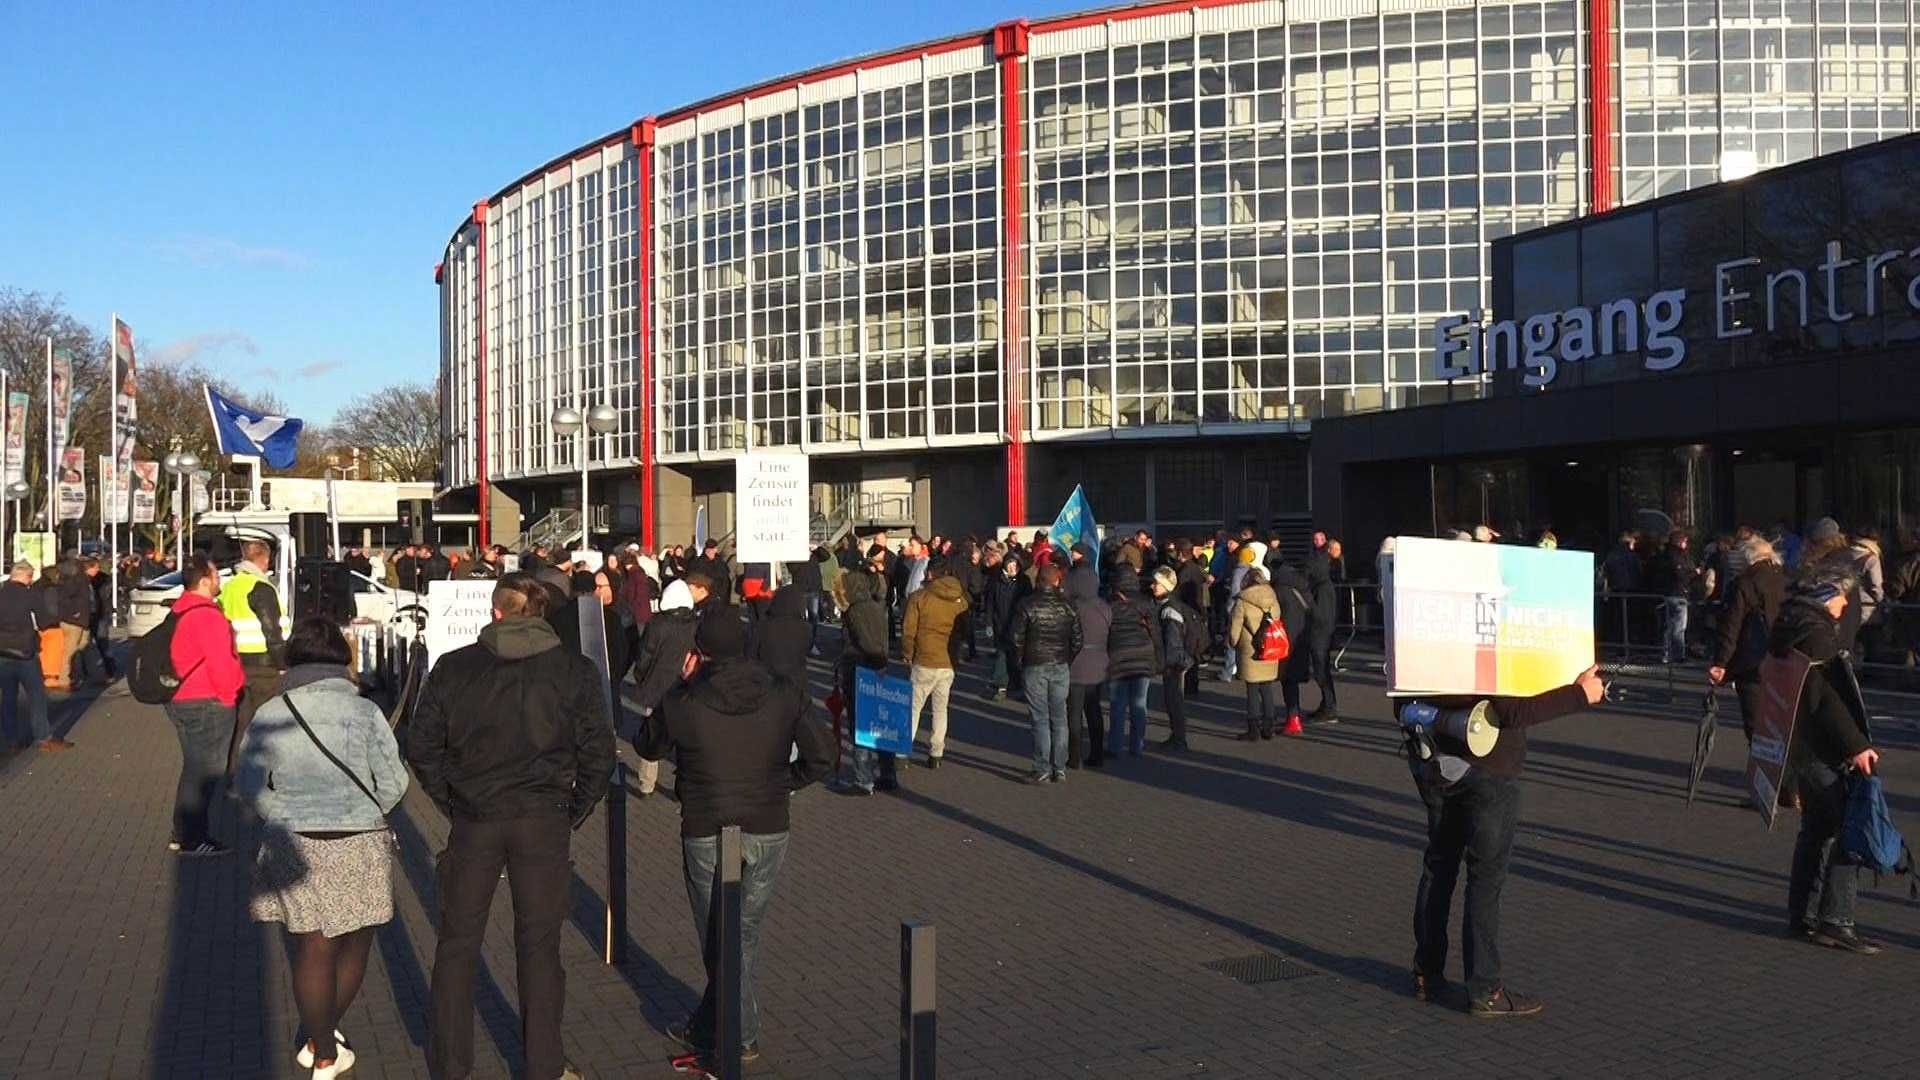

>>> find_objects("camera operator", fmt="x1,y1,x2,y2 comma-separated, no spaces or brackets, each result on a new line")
1404,663,1606,1017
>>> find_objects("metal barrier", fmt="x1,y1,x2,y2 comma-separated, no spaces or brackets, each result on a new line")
604,759,628,965
900,921,937,1079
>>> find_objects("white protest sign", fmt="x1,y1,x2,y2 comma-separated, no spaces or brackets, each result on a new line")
426,580,498,669
735,453,810,564
571,549,604,572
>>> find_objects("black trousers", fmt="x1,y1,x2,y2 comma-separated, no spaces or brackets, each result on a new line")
1413,772,1520,1003
1311,644,1338,713
1068,682,1104,764
1732,675,1763,741
1162,666,1189,744
430,813,573,1080
1245,680,1277,734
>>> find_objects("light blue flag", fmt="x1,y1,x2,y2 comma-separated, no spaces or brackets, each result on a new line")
693,504,709,550
1049,484,1099,571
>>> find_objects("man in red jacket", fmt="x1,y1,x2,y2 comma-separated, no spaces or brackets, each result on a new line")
167,555,244,857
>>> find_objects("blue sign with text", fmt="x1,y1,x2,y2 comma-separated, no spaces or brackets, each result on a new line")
854,666,914,755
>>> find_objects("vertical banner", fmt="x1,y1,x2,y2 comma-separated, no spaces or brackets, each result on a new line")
733,453,811,565
132,461,159,524
57,448,84,521
100,454,127,524
4,391,26,486
112,318,138,474
49,347,72,461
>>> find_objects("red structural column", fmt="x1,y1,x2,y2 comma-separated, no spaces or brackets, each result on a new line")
1587,0,1614,213
472,201,491,549
635,119,658,550
995,20,1031,527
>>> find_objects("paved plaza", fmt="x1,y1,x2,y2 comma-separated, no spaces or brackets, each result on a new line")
1,647,1916,1079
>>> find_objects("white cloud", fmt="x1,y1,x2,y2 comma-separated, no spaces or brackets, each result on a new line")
149,331,261,367
152,234,312,271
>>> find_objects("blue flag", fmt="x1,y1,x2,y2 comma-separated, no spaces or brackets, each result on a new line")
205,386,304,469
1049,484,1099,571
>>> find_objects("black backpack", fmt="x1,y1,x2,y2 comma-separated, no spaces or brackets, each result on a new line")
129,606,213,705
1170,600,1209,665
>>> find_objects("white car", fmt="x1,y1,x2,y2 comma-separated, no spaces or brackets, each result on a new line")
127,569,421,637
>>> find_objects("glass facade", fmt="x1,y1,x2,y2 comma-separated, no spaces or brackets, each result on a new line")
440,0,1919,491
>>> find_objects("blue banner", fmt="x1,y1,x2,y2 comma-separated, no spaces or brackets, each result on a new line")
1049,483,1099,570
853,666,914,755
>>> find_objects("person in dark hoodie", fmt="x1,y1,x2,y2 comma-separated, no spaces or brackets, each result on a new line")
830,566,893,795
406,573,614,1080
987,553,1032,700
1769,565,1884,954
1066,560,1111,767
1105,565,1161,757
630,579,700,798
636,607,835,1068
784,553,823,652
749,587,813,686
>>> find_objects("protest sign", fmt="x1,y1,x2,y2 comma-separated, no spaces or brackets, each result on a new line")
425,580,496,669
1388,536,1593,697
735,454,809,565
854,666,914,755
1748,649,1812,831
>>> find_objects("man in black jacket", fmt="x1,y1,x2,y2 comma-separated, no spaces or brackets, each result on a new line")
0,561,57,752
1709,536,1787,741
1771,569,1883,954
636,607,834,1068
406,573,614,1080
830,567,892,795
1009,562,1082,783
1304,538,1342,722
56,557,103,686
629,578,700,798
1404,665,1605,1017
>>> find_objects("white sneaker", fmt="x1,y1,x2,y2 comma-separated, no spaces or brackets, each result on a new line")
311,1045,355,1079
296,1032,350,1069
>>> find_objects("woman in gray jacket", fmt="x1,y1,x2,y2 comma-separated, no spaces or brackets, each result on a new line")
236,618,408,1080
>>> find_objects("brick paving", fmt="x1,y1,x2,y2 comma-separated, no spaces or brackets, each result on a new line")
1,643,1917,1079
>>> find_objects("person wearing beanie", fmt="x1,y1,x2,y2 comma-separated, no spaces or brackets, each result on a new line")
629,579,700,797
1104,565,1162,757
1149,565,1202,751
637,605,834,1066
1227,566,1287,739
1767,565,1883,955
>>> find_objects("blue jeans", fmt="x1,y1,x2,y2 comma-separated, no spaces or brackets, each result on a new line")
1663,597,1689,663
1023,663,1071,774
0,655,49,745
681,831,791,1050
1107,675,1151,755
165,699,234,846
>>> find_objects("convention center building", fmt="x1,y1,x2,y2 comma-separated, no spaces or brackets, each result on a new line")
435,0,1919,550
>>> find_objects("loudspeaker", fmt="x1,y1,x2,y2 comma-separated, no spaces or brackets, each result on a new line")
1400,700,1499,759
400,499,433,545
291,512,330,559
294,557,356,625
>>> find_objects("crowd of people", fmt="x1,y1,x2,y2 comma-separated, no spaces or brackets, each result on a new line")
0,501,1895,1076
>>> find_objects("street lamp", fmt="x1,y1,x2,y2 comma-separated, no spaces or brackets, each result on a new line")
3,481,30,567
164,451,201,572
552,403,620,546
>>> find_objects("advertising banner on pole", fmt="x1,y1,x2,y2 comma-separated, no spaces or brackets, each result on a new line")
56,448,84,522
132,460,159,524
853,666,914,755
13,532,56,571
734,453,810,565
49,347,71,461
112,318,138,473
100,454,126,524
191,470,211,514
4,391,26,486
1387,536,1594,697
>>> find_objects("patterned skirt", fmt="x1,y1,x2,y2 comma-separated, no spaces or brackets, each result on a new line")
249,829,396,938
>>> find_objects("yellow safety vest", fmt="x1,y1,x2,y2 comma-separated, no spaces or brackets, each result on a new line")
218,565,290,655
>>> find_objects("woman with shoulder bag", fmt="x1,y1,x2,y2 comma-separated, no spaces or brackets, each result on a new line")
234,618,409,1080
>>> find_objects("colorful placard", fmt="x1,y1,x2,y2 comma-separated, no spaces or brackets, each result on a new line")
1388,536,1594,697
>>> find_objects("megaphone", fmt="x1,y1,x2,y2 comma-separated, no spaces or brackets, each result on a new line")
1399,700,1500,759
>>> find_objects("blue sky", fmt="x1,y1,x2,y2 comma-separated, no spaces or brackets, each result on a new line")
0,0,1085,423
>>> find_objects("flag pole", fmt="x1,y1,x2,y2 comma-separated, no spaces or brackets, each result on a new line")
108,314,117,626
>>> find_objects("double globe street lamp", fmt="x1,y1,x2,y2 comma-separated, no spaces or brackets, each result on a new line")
163,451,202,573
551,403,619,547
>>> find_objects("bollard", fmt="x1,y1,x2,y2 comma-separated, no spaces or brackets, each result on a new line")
604,758,627,965
899,921,936,1079
713,825,745,1080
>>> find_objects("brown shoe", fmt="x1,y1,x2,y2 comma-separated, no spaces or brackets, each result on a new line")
37,737,74,752
1412,971,1448,1003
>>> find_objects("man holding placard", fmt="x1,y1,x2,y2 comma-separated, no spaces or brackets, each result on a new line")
1388,536,1606,1017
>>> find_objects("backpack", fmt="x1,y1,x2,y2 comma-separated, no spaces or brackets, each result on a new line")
1252,609,1290,663
1840,772,1919,897
128,606,212,705
1172,600,1209,666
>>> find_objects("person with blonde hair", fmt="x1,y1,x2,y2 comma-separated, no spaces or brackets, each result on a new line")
1709,533,1787,742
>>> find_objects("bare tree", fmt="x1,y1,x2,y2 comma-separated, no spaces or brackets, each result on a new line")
330,381,441,482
